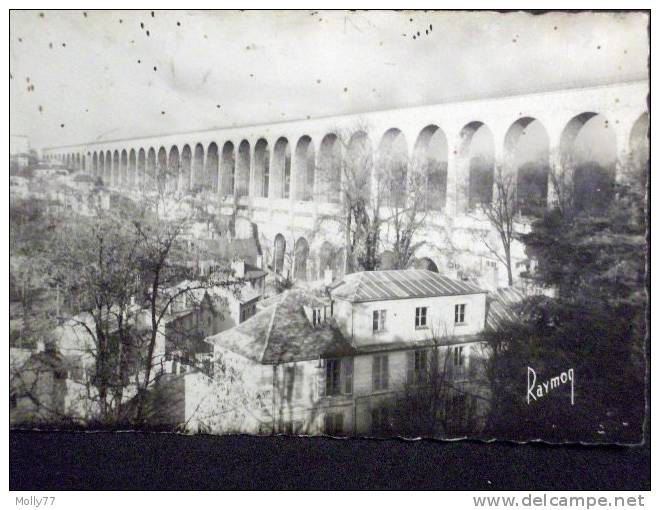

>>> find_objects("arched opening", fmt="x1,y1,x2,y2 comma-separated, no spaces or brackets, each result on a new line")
189,143,205,190
168,146,180,191
221,142,235,196
128,149,136,187
272,137,291,199
630,112,649,185
157,147,168,191
75,153,81,170
318,241,343,281
378,128,408,208
412,257,439,273
346,131,373,202
560,113,617,214
294,237,309,281
92,152,98,177
205,143,218,192
181,145,192,191
99,152,105,183
254,139,270,198
112,150,120,187
146,148,156,189
318,133,342,203
236,140,250,197
459,122,495,211
120,149,128,187
137,149,146,188
82,154,86,171
414,125,448,211
294,136,315,201
504,118,550,216
273,234,286,274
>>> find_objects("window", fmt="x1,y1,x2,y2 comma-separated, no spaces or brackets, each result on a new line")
415,306,428,329
455,304,466,324
324,413,344,435
312,307,322,327
372,309,387,333
371,406,392,435
324,358,353,396
372,355,389,391
452,346,465,367
407,349,429,385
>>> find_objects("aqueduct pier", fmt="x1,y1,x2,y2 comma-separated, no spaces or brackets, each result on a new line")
42,80,649,287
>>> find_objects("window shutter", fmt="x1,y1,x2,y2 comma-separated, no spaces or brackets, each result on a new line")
406,350,414,385
372,356,379,391
381,310,387,331
383,355,389,389
343,358,353,395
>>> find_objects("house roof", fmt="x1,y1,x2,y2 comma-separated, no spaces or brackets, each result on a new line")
331,269,486,303
485,287,526,331
206,289,354,364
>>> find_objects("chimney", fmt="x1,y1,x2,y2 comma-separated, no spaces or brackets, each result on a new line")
231,259,245,278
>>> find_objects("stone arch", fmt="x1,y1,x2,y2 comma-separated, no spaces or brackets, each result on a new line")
317,133,342,203
75,153,80,169
128,149,136,187
99,152,106,183
92,152,98,177
414,125,448,211
294,135,315,201
272,137,291,199
192,143,205,189
157,147,168,191
146,148,157,188
120,149,128,187
459,121,495,211
106,153,111,181
630,112,649,184
504,117,550,216
112,150,120,187
346,131,373,201
181,145,192,191
254,139,270,198
168,146,180,191
236,140,251,197
205,142,218,192
82,154,86,171
294,237,310,281
560,112,617,214
378,128,409,208
412,257,439,273
273,233,286,274
137,148,146,187
221,142,235,196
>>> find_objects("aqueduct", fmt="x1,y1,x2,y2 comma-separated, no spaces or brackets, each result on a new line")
44,80,649,288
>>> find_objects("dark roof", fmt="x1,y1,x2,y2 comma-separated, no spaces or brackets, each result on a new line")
206,289,354,364
485,287,525,331
331,269,486,303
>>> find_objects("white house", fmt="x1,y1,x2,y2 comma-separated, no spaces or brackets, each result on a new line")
198,270,493,437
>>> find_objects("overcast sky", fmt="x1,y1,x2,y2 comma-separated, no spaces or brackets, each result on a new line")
10,10,648,149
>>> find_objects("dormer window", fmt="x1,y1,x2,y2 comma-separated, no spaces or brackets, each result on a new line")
312,307,323,327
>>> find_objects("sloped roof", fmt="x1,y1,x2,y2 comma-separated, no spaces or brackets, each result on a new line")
331,269,486,303
485,287,526,331
206,289,354,364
